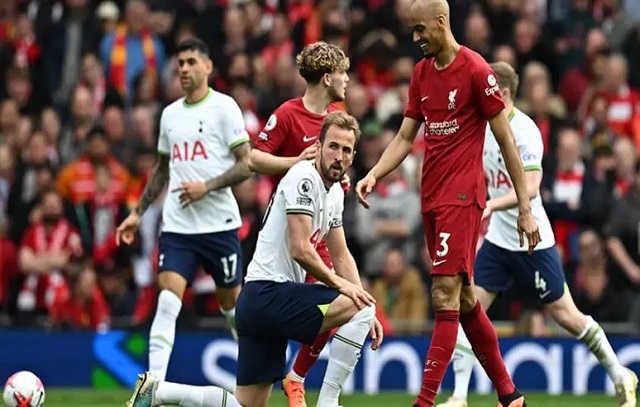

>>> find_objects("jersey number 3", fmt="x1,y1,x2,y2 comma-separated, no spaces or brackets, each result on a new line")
436,232,451,257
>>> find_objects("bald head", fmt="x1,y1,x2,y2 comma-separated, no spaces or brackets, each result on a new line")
411,0,452,59
412,0,450,19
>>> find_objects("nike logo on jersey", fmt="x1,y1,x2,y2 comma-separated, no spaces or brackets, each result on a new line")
421,96,429,102
539,291,551,299
303,135,317,142
432,259,447,266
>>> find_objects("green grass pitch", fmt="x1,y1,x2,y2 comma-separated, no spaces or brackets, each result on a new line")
43,389,617,406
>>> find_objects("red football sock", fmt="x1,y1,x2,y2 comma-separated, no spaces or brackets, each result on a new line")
460,301,515,396
292,330,332,378
414,310,460,407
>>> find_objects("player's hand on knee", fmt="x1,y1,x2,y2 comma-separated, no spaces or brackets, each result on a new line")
338,279,375,309
116,213,141,246
173,181,207,207
517,210,541,254
369,317,384,350
355,174,376,209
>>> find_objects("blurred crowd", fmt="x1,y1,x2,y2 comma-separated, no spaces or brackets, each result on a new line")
1,0,640,336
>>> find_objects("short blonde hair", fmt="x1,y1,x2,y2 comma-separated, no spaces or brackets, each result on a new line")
320,111,361,146
490,61,520,97
296,41,350,84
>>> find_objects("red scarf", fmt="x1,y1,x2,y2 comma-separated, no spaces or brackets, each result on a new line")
110,24,157,96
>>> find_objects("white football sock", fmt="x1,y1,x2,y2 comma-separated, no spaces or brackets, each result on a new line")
577,316,628,384
155,381,241,407
220,307,238,341
317,306,375,407
149,290,182,381
451,323,474,401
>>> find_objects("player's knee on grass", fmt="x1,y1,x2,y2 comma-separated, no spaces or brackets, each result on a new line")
235,384,271,407
319,294,374,333
157,271,188,299
217,285,241,310
431,275,463,311
545,292,587,336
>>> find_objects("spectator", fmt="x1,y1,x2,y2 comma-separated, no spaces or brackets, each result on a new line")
600,0,636,51
604,160,640,290
542,126,592,262
598,54,640,140
56,125,131,206
372,249,428,334
559,27,607,114
16,190,82,324
354,167,421,278
590,137,637,230
573,229,630,322
58,85,98,164
7,131,56,243
33,0,100,107
50,263,110,331
99,0,166,101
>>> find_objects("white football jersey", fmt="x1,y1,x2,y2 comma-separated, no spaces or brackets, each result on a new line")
157,88,250,234
246,161,344,283
483,108,555,251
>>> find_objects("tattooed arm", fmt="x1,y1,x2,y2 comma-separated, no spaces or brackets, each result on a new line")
204,142,252,191
134,154,170,216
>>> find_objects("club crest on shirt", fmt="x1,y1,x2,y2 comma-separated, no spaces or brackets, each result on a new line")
448,89,457,110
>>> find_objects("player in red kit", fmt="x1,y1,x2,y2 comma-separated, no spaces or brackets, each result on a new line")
355,1,540,407
249,41,372,407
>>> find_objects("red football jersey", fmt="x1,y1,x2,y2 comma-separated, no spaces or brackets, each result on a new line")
405,46,505,213
253,97,342,186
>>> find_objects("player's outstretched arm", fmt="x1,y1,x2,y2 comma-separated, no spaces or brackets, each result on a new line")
370,117,420,180
134,154,170,216
325,225,362,287
203,142,252,191
249,144,317,175
356,117,420,208
489,111,540,251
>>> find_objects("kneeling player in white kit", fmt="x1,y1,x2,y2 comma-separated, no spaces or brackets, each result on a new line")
437,62,638,407
125,111,383,407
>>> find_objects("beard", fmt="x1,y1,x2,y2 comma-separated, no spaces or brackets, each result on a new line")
321,157,345,183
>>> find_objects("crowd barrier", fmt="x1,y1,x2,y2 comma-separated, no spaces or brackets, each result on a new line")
1,330,639,395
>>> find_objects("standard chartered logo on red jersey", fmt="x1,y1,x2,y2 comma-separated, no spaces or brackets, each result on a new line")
428,119,459,136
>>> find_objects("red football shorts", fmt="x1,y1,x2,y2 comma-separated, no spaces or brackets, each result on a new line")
304,240,333,283
422,204,483,285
